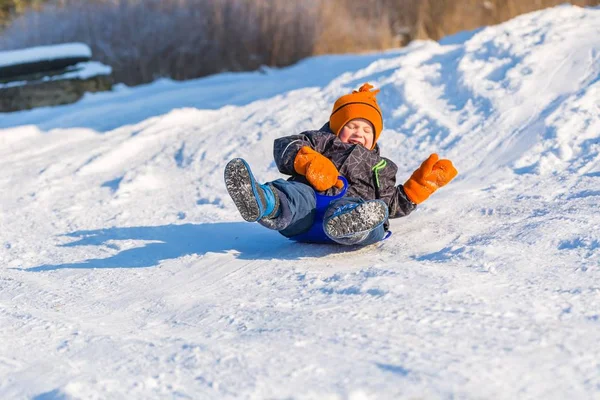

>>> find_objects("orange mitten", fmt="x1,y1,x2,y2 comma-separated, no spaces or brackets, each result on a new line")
403,153,457,204
294,146,344,192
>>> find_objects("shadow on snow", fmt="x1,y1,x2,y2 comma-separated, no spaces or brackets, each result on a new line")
22,222,360,272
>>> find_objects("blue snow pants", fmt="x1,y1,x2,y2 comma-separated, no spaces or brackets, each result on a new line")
258,179,387,246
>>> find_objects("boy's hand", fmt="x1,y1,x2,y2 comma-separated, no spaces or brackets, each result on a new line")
403,153,457,204
294,146,344,192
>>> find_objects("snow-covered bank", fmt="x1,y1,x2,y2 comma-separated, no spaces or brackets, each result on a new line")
1,5,599,399
0,43,91,68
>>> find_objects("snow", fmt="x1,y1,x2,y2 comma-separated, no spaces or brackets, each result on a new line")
0,61,112,88
0,42,91,68
64,61,111,80
1,5,599,399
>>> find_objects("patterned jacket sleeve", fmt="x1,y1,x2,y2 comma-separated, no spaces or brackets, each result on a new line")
388,185,417,218
273,131,334,176
376,157,417,218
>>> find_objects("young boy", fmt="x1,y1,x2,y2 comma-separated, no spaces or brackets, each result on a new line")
224,83,457,246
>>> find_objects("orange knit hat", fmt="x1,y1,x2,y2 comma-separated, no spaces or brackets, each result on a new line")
329,83,383,149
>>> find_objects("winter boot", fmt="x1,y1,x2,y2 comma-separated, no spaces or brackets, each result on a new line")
324,199,388,246
224,158,280,222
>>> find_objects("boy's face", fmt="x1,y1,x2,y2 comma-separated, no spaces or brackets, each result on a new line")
338,118,374,149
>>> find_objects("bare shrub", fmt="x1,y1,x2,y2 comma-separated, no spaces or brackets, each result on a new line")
0,0,208,84
0,0,321,85
204,0,319,70
314,0,418,54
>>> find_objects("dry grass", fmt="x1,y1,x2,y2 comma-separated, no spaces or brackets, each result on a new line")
415,0,600,40
313,0,418,54
0,0,45,27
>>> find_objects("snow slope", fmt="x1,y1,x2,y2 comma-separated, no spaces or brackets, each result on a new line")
1,5,599,399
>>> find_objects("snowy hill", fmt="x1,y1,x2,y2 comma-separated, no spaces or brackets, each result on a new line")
1,5,599,399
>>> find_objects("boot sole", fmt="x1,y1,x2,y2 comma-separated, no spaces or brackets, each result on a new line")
325,201,388,239
224,158,262,222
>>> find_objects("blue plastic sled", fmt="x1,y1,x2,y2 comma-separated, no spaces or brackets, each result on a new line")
287,176,349,244
287,177,392,244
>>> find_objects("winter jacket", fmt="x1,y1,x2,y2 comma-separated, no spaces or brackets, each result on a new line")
273,124,417,221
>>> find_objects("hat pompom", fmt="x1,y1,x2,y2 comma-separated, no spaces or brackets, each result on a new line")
354,83,380,96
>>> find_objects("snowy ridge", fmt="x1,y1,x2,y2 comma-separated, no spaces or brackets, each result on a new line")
1,5,599,400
